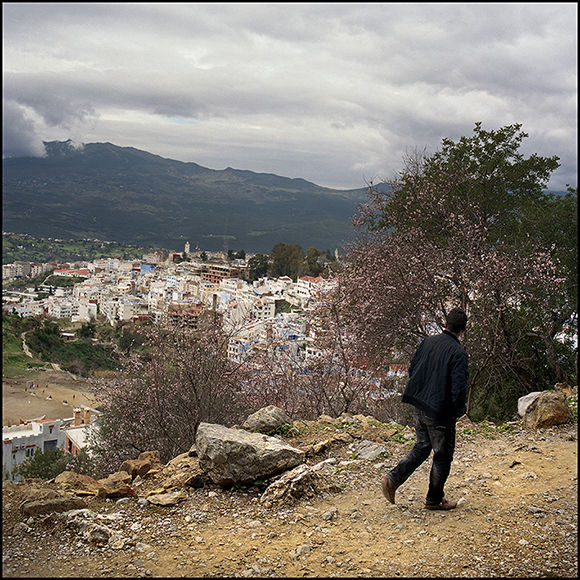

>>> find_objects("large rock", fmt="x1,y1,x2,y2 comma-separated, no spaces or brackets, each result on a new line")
353,439,389,461
19,493,87,517
119,451,162,481
242,405,291,433
522,390,572,429
518,392,542,417
196,422,305,486
97,471,136,498
58,509,122,546
54,471,102,496
160,452,205,490
260,458,338,507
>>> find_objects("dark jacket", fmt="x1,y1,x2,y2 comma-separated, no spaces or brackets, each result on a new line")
402,330,469,422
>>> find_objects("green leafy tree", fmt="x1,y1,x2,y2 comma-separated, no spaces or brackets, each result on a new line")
305,247,323,276
14,448,93,480
227,249,246,260
270,243,305,279
248,253,270,281
78,322,97,339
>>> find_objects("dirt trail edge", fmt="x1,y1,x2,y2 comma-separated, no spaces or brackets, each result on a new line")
2,419,577,578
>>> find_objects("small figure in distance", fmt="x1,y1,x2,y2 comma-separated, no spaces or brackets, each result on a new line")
382,308,469,511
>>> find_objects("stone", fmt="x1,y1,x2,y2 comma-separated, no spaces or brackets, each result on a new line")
242,405,291,433
522,390,572,428
196,422,305,486
12,522,31,535
260,464,322,507
518,392,542,417
97,471,136,498
161,452,205,490
317,414,337,425
54,471,101,495
58,508,119,546
554,382,575,395
119,451,162,481
260,458,338,507
20,494,87,517
147,490,188,506
321,507,338,521
353,439,389,460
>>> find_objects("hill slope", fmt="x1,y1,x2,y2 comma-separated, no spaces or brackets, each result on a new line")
2,417,577,578
2,140,368,253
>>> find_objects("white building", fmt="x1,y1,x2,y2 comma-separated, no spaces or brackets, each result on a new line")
71,300,97,323
2,407,99,481
46,298,73,319
2,264,17,282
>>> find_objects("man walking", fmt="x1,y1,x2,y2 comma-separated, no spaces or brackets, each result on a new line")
382,308,469,510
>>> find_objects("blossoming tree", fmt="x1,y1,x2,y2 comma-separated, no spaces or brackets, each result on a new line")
89,316,252,472
337,123,577,421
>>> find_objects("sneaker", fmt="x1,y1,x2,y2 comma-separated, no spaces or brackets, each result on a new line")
381,475,396,504
425,498,457,510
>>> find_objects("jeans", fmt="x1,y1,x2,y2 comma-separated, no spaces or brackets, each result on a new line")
388,408,456,505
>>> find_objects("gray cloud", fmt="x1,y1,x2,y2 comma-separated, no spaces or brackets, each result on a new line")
2,2,577,190
2,100,46,158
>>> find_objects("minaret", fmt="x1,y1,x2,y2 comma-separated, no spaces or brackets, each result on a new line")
184,241,190,255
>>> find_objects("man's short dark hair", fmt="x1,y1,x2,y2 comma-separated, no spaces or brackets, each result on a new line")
446,308,467,333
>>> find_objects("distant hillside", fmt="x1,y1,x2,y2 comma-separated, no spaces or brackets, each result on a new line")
2,140,370,253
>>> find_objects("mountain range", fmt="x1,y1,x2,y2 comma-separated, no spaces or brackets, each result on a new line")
2,140,371,254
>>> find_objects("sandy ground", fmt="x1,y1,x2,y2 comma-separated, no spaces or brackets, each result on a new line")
2,370,97,427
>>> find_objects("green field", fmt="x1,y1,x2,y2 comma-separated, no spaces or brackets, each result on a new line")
2,232,159,264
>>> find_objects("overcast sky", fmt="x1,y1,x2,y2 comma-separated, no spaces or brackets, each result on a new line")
3,2,577,190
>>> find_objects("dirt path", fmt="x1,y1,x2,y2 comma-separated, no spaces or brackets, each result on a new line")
2,419,577,578
2,370,97,426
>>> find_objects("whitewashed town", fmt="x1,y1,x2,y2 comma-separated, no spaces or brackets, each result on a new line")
2,242,408,480
3,242,341,361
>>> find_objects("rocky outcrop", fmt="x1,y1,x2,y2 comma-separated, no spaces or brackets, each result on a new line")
522,390,572,429
242,405,291,433
196,422,305,486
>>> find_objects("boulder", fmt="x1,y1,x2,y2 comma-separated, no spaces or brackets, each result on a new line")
317,414,337,425
161,454,205,490
119,451,162,481
260,458,338,507
54,471,101,496
522,390,572,429
58,509,121,546
19,493,87,517
196,422,305,486
242,405,291,433
518,392,542,417
353,439,389,461
97,471,136,499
